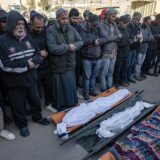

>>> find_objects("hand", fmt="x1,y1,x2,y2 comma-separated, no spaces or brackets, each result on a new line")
40,50,48,58
118,33,122,39
28,59,36,69
95,39,100,46
69,44,76,52
136,34,143,40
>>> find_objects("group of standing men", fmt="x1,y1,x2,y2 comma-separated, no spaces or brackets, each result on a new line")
0,6,160,139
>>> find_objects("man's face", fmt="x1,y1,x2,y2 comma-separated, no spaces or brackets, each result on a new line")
13,20,25,38
84,16,89,22
70,16,79,25
155,17,160,25
119,21,128,29
0,18,7,31
132,16,142,25
146,19,152,26
32,18,44,33
108,13,117,23
57,12,69,26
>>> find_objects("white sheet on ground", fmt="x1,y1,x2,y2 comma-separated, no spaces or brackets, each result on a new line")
96,101,153,138
54,89,131,138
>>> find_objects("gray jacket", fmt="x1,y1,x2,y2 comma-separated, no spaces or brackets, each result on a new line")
46,22,83,73
101,20,121,58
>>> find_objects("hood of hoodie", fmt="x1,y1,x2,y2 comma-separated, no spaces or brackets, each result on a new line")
0,9,7,20
6,10,28,35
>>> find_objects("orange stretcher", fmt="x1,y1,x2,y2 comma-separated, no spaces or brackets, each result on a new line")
50,87,133,136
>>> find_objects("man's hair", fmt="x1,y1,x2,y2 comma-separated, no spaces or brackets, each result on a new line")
69,8,79,17
132,12,142,18
155,13,160,19
143,16,151,22
31,14,43,23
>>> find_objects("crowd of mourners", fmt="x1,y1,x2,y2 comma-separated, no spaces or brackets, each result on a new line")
0,6,160,139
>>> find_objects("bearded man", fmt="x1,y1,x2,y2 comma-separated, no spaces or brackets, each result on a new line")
46,8,83,111
0,10,50,137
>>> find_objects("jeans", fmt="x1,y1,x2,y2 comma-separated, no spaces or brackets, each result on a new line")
134,53,146,77
82,59,100,94
127,50,137,79
99,57,116,91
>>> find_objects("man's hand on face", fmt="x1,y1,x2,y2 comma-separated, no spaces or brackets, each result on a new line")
69,44,76,52
28,59,36,69
40,50,48,57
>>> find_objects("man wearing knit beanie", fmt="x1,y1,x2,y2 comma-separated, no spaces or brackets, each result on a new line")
99,7,122,92
46,8,83,111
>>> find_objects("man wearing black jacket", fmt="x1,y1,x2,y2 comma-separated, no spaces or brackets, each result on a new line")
127,12,143,83
29,13,53,112
0,11,50,137
69,8,83,89
114,14,132,87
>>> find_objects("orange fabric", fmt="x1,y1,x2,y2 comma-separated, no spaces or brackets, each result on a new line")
100,152,116,160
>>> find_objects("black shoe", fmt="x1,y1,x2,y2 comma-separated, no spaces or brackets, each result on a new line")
113,83,120,88
120,82,129,87
20,127,30,137
89,91,99,96
153,73,159,77
146,71,153,76
141,74,147,79
84,93,90,101
134,76,143,81
128,78,136,83
33,117,50,126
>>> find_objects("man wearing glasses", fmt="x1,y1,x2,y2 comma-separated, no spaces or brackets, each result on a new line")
0,10,50,137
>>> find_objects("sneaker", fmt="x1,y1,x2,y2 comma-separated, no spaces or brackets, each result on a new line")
46,104,57,113
20,127,30,137
134,76,143,81
0,129,16,140
128,78,136,83
33,117,50,126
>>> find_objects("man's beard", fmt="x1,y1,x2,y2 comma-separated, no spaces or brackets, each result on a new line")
33,29,42,34
60,24,69,32
71,22,78,27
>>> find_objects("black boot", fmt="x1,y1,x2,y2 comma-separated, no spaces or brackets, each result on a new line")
83,91,90,101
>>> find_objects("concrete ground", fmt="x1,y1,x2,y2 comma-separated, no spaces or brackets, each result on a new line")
0,75,160,160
